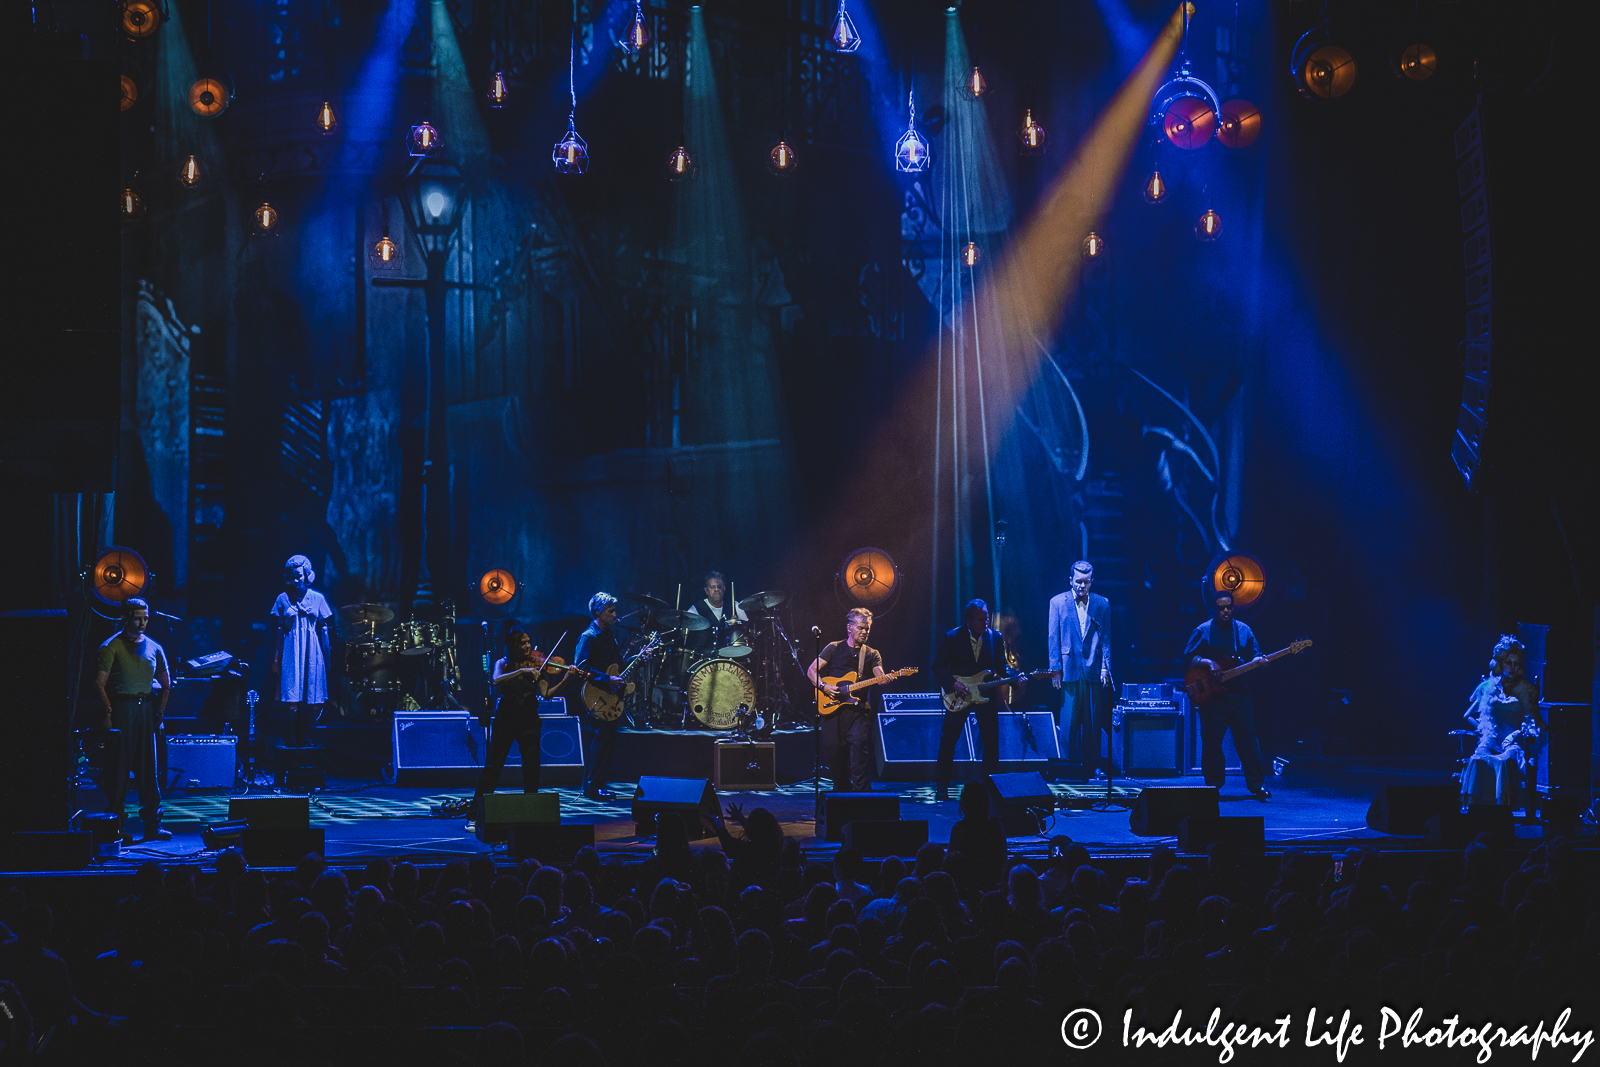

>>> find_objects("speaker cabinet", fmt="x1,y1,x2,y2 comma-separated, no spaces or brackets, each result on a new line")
985,771,1054,834
1365,784,1458,835
164,734,237,789
714,741,776,791
1112,711,1184,776
877,710,969,767
476,792,560,844
229,795,310,828
632,776,720,839
1130,786,1219,836
842,819,928,856
1537,702,1592,796
821,792,900,841
391,710,582,787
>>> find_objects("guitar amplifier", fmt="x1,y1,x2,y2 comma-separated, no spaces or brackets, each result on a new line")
391,710,583,786
877,710,970,771
1112,709,1184,776
714,741,776,791
880,691,946,713
163,734,236,789
1121,683,1174,703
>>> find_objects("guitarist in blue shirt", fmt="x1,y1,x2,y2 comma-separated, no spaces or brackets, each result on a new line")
574,593,629,800
932,599,1015,802
1183,591,1271,799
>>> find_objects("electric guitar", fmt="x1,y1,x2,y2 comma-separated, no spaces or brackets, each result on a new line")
941,669,1060,715
1182,639,1312,707
582,633,662,722
815,668,919,716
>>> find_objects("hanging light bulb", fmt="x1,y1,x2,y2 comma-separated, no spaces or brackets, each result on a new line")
768,139,798,175
121,75,138,112
177,154,202,188
120,186,144,221
1081,232,1105,258
964,65,989,100
1143,170,1169,203
315,99,338,134
554,120,589,174
188,76,231,118
487,69,510,108
666,144,696,181
409,116,441,157
120,0,163,39
828,0,861,53
961,241,980,268
252,200,281,236
894,89,930,173
1017,109,1047,155
370,227,400,268
623,1,650,55
1195,208,1222,241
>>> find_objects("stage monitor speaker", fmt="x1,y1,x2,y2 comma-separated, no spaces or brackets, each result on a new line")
1113,711,1184,776
1537,702,1591,796
632,776,719,839
164,734,237,789
476,792,560,844
1365,784,1458,835
273,745,327,790
242,828,325,866
1177,815,1265,853
714,741,776,791
1425,807,1515,848
985,771,1054,834
0,832,91,872
229,795,310,829
821,792,900,841
842,819,929,856
1130,786,1219,837
510,823,595,862
0,611,70,833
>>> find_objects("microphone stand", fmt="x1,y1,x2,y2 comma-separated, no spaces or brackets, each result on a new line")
810,626,824,824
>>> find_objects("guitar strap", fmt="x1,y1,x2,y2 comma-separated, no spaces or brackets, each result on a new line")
857,643,866,680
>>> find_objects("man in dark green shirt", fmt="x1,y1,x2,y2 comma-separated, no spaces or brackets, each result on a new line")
93,598,171,842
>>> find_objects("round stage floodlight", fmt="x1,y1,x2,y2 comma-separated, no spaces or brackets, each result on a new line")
188,76,231,118
121,75,138,112
1291,28,1358,99
1204,552,1266,609
475,568,519,618
1217,99,1261,148
1394,43,1437,82
1162,95,1216,150
91,546,150,606
120,0,163,39
837,547,900,612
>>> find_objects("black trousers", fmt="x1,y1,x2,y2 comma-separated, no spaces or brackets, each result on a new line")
475,701,542,799
107,693,162,831
1062,677,1115,773
823,705,874,792
285,703,320,748
583,714,619,793
1199,689,1266,791
936,702,1000,791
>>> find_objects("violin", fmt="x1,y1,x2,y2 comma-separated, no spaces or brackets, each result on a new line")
526,650,587,698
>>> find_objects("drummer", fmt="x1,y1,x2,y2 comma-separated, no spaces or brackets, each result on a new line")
687,571,748,652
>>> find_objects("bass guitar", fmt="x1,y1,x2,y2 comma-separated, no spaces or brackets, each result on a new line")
941,669,1060,715
582,633,662,722
1182,639,1312,707
815,667,919,716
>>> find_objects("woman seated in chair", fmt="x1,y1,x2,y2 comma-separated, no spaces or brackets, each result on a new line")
1459,635,1544,810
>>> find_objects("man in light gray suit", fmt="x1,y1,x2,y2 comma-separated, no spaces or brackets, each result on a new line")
1048,560,1116,777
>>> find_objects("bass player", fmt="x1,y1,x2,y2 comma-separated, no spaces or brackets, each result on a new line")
1183,590,1271,799
931,599,1022,802
808,608,884,793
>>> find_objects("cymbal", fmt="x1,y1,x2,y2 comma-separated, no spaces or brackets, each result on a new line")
340,603,395,625
652,609,711,632
626,591,673,610
737,590,788,611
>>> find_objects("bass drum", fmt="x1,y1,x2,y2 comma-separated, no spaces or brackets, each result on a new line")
686,658,756,730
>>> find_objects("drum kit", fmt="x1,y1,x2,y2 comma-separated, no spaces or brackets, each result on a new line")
337,600,464,715
618,589,801,731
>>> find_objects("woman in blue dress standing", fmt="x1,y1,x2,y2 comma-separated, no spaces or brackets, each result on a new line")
272,554,333,747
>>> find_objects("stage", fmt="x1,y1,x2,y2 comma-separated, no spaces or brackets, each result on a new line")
21,757,1553,874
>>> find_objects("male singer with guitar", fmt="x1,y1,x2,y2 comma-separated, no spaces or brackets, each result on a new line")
932,599,1024,803
1184,591,1271,799
808,608,883,793
574,593,629,800
1048,561,1117,779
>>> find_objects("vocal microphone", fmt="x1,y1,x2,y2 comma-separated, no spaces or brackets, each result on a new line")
155,610,183,622
811,626,821,636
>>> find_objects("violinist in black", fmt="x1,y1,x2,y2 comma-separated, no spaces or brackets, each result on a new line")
473,626,545,811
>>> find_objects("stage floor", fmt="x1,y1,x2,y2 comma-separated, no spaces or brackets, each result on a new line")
76,758,1550,869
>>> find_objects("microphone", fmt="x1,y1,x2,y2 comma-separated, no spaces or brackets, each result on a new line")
155,610,183,622
811,626,821,636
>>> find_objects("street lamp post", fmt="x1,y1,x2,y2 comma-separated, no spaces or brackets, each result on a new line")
398,159,467,612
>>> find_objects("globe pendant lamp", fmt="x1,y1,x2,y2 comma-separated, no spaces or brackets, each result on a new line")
1195,208,1222,241
409,115,441,157
1018,109,1047,155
